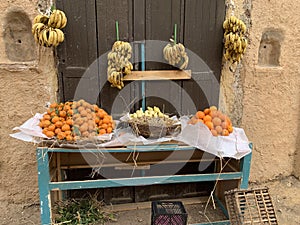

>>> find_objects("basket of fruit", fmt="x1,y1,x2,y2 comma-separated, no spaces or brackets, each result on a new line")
127,106,181,139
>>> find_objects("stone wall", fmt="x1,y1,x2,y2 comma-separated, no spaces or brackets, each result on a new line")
220,0,300,181
0,0,57,203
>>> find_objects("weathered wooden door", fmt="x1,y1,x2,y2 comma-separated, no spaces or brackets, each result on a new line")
57,0,225,203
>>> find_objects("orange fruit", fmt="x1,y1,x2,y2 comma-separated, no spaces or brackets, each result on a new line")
55,128,62,134
39,122,44,128
66,135,73,141
212,117,222,126
43,120,51,127
102,116,111,124
61,124,70,132
228,125,233,133
48,124,56,132
107,127,113,133
45,131,55,138
64,130,72,136
203,108,210,115
66,118,73,126
196,111,205,119
95,116,100,124
51,116,60,123
67,109,74,116
59,110,67,117
50,111,57,117
222,129,229,136
57,132,66,140
42,128,48,135
98,129,106,135
55,121,63,128
101,123,108,129
205,121,214,130
50,103,58,108
43,114,51,120
203,115,212,122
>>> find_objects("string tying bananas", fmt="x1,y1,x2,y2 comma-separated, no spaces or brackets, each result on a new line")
107,41,133,89
223,16,248,64
163,40,189,70
32,9,67,47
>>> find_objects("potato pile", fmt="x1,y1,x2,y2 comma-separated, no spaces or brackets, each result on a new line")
188,106,233,136
39,100,114,141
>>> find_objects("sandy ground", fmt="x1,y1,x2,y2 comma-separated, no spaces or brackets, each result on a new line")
1,176,299,225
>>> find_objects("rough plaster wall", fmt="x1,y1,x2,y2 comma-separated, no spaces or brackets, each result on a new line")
0,0,57,203
220,0,300,181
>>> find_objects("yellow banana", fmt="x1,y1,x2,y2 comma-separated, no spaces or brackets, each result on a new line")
48,12,56,28
48,29,54,46
52,29,59,47
55,29,65,43
59,10,67,28
54,11,62,29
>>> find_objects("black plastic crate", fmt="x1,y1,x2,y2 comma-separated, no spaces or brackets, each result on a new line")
151,201,188,225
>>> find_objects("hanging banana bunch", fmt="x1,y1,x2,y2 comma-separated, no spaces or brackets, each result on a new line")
31,9,67,47
107,41,133,89
163,40,189,70
223,15,248,64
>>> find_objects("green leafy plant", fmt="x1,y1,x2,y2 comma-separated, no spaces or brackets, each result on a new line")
53,196,116,225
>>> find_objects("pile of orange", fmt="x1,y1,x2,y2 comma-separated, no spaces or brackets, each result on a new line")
188,106,233,136
39,99,115,141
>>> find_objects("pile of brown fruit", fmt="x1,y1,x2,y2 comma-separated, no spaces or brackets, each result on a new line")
39,99,114,141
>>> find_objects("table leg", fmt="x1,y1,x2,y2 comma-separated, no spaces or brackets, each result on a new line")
240,151,252,189
36,148,52,225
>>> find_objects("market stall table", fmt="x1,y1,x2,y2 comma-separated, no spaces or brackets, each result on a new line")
36,143,251,225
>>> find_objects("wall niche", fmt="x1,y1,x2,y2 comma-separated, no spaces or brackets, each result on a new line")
258,29,283,67
3,9,36,62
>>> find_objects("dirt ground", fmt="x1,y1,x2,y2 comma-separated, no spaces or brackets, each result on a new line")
1,175,299,225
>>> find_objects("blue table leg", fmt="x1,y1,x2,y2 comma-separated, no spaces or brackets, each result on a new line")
240,151,252,189
36,148,52,225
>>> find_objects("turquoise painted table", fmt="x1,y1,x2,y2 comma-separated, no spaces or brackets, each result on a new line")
36,144,251,225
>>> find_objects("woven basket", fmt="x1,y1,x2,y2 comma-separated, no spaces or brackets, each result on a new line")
128,121,181,139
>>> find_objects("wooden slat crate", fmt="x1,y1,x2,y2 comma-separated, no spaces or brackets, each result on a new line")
224,187,278,225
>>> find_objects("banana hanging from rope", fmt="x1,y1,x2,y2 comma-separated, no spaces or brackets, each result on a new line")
163,40,189,70
223,15,248,64
32,9,67,47
107,41,133,89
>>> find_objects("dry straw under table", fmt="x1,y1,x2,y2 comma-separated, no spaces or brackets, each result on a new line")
224,187,278,225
